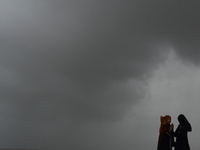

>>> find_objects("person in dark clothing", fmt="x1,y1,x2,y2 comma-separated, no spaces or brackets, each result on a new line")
174,114,192,150
157,115,174,150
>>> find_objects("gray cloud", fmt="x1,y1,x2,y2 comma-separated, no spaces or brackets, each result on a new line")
0,0,200,149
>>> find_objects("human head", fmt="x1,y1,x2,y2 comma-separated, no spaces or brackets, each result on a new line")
161,115,171,125
178,114,189,124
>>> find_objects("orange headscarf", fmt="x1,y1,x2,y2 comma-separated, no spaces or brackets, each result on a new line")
158,115,171,143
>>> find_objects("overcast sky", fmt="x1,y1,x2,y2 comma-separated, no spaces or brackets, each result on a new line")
0,0,200,149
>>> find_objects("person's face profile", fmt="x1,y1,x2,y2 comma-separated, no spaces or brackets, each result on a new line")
167,118,171,124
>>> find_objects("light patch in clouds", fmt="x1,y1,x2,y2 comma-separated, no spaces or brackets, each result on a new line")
145,51,200,150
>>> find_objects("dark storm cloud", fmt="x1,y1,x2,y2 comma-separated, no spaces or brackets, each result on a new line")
0,0,200,149
0,0,170,123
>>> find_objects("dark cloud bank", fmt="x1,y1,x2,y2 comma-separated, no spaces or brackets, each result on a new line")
0,0,200,149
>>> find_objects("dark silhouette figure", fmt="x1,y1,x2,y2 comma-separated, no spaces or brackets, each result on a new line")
174,114,192,150
157,115,174,150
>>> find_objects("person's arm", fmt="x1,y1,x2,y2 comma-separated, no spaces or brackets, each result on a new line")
181,124,192,132
173,125,180,137
169,123,174,132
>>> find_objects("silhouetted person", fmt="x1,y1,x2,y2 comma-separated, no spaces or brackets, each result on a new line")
157,115,174,150
174,114,192,150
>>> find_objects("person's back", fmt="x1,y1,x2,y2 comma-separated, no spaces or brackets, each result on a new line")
174,114,192,150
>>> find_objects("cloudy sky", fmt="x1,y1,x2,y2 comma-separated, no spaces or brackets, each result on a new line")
0,0,200,149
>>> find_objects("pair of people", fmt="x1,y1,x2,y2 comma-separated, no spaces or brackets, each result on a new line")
157,114,192,150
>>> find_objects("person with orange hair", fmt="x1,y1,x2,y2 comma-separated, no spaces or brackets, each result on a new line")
157,115,174,150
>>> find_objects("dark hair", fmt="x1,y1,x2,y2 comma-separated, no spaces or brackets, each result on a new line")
178,114,189,125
